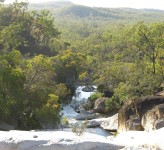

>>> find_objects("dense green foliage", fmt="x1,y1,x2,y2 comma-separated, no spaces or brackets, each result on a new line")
0,1,163,129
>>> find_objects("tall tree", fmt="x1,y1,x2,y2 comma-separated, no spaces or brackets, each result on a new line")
132,22,164,74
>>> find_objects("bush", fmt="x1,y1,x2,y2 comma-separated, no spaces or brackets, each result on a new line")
105,96,121,112
88,92,103,102
61,117,69,125
18,109,41,130
72,120,88,136
35,106,60,129
35,94,61,128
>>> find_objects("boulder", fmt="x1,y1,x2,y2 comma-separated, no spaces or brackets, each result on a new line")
155,103,164,118
156,91,164,96
94,97,108,113
75,113,99,120
87,120,101,128
82,86,96,92
79,102,93,111
0,122,14,131
118,96,164,132
141,103,164,131
100,113,118,131
155,119,164,130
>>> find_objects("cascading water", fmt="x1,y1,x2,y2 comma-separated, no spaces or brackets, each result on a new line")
72,86,96,103
61,86,110,137
61,86,95,121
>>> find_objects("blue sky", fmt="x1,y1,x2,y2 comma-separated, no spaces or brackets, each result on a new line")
5,0,164,10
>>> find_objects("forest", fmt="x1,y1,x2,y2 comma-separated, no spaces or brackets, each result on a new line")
0,1,164,130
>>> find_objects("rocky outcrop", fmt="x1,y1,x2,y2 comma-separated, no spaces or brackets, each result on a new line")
112,127,164,150
100,113,118,131
93,97,108,113
125,115,144,131
118,96,164,132
141,103,164,131
1,128,164,150
0,130,123,150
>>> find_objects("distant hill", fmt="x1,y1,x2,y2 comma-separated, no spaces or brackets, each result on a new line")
56,5,104,17
53,5,164,22
29,1,164,23
29,1,74,9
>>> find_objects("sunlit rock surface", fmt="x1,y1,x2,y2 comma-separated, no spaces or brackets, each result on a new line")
0,130,122,150
1,128,164,150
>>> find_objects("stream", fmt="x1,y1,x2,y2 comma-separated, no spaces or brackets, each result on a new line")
61,86,110,137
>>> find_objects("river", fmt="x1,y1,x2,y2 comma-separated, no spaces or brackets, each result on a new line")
61,86,110,137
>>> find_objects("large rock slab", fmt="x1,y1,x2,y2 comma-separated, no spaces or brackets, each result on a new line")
1,128,164,150
101,113,118,131
118,96,164,132
0,130,122,150
0,128,164,150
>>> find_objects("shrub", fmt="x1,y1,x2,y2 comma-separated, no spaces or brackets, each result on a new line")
105,96,120,112
61,117,69,126
35,94,61,128
72,120,88,136
88,92,103,102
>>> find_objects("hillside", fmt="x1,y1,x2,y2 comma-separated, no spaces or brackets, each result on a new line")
29,1,74,9
29,1,164,23
53,5,164,22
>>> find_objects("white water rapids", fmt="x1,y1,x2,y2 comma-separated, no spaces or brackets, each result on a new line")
61,86,110,137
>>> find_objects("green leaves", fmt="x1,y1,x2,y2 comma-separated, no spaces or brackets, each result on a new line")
53,49,88,86
0,51,62,129
0,2,60,55
131,22,164,74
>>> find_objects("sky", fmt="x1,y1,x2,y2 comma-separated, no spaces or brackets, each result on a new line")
5,0,164,10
